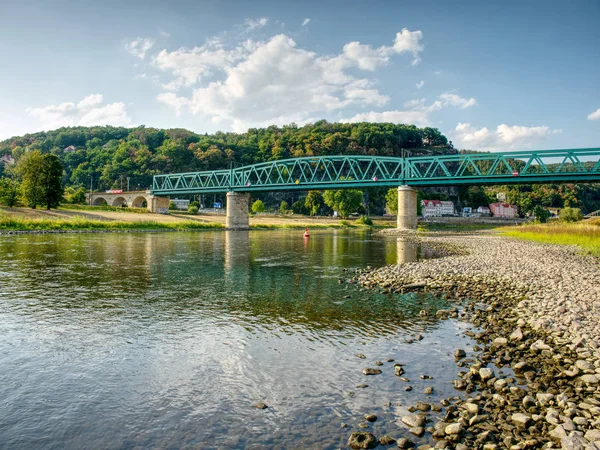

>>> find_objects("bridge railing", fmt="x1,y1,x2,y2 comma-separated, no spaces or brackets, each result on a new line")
151,148,600,195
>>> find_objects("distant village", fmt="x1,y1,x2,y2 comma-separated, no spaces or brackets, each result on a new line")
421,198,519,218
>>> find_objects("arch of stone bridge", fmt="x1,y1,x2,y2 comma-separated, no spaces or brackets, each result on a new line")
92,197,108,206
131,196,147,208
111,196,128,207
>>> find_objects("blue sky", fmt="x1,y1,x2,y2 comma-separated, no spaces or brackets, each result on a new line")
1,0,599,151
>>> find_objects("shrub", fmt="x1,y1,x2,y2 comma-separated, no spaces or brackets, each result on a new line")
279,200,289,215
168,201,177,210
533,205,549,223
188,205,199,214
190,201,200,208
251,199,265,213
292,199,307,215
559,207,583,223
356,215,373,225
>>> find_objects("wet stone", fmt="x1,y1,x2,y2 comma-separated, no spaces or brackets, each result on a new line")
347,431,378,450
363,368,382,375
364,414,377,422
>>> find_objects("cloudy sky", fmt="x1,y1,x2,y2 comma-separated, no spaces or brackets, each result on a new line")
1,0,599,151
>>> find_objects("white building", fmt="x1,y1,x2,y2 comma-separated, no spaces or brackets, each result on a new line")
477,206,491,216
422,199,455,217
171,198,190,210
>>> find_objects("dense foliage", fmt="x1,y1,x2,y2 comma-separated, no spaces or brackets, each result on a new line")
0,122,449,192
1,123,599,216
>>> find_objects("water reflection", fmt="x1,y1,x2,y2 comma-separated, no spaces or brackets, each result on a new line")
396,238,419,264
0,230,465,450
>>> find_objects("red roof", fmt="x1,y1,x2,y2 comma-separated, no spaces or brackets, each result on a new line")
423,199,442,206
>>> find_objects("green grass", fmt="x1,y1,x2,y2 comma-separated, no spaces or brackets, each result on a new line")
419,222,510,232
501,219,600,256
0,213,222,232
58,204,151,213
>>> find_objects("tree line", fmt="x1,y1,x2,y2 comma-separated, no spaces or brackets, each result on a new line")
1,122,599,215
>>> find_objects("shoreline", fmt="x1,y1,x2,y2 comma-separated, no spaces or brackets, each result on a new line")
353,232,600,449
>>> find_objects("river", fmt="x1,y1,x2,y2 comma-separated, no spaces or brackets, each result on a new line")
0,230,474,449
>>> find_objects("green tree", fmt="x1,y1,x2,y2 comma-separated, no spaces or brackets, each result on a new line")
291,199,307,215
63,185,87,204
279,200,289,214
0,178,20,207
304,190,324,216
559,207,583,223
532,205,549,223
385,188,398,214
323,189,363,218
17,150,45,208
39,154,64,209
251,199,265,213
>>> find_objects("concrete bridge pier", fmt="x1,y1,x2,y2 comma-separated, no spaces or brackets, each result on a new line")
397,185,418,230
226,192,250,230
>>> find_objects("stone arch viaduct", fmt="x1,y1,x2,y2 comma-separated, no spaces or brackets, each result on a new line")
86,191,170,213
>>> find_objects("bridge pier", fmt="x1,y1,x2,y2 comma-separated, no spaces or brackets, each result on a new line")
397,185,418,230
226,192,250,230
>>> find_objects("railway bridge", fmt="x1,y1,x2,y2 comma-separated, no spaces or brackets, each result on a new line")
150,148,600,229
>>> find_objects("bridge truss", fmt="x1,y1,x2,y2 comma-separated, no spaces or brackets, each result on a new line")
152,148,600,195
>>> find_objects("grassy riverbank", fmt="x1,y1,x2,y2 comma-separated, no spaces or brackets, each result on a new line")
0,213,222,232
501,218,600,256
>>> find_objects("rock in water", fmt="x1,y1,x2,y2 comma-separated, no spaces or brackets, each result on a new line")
454,349,466,358
363,368,382,375
252,402,267,409
364,413,377,422
347,431,378,449
379,435,396,445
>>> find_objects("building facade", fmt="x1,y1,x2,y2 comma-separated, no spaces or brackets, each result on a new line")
489,202,518,218
422,199,455,217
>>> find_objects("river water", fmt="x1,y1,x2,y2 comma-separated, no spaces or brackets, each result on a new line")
0,230,474,449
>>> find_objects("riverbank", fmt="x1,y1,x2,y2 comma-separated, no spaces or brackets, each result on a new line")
356,232,600,449
501,219,600,257
0,207,394,233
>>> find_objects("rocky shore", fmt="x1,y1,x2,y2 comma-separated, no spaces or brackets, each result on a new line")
351,231,600,450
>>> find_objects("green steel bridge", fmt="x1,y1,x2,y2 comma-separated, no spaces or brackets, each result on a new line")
151,148,600,195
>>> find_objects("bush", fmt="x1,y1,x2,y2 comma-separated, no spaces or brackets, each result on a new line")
559,207,583,223
190,201,200,208
292,199,307,215
356,215,373,225
533,205,549,223
279,200,289,215
168,201,177,210
251,199,265,213
188,205,199,215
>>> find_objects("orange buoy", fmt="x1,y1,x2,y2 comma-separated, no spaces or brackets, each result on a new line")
303,227,310,237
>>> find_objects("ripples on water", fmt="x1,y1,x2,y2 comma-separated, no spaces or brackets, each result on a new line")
0,230,474,449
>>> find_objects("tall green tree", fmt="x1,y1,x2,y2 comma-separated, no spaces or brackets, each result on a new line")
17,151,63,209
323,189,363,218
0,178,20,207
18,150,45,208
304,191,324,216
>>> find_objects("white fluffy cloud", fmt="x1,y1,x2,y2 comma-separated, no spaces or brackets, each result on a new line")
588,108,600,121
126,38,155,59
155,29,424,131
342,93,476,126
439,93,476,109
28,94,131,130
451,122,562,151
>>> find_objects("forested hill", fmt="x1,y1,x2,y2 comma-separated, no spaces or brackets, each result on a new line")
0,121,451,191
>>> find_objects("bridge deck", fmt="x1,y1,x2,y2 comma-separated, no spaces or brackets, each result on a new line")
151,148,600,195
